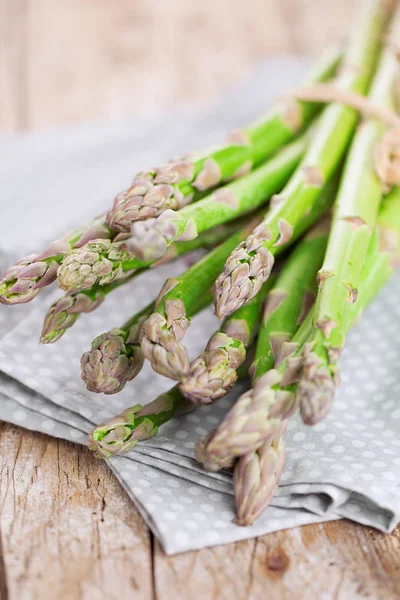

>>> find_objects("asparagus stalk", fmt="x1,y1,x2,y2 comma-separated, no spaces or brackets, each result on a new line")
41,220,243,343
107,49,340,232
88,386,192,458
299,185,400,424
214,0,390,319
0,214,115,305
40,271,142,344
179,279,273,404
234,422,286,526
128,136,308,263
199,217,331,468
298,9,400,425
81,301,154,394
140,219,262,380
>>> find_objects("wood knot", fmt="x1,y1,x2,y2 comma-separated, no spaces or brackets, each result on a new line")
266,547,290,572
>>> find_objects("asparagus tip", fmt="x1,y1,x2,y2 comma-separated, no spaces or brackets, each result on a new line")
88,405,159,458
81,329,144,394
298,349,339,425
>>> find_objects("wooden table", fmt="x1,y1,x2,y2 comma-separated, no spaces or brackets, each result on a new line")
0,1,399,598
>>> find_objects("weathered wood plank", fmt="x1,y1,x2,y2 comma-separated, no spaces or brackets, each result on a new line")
0,0,29,131
0,423,153,600
12,0,348,130
153,521,400,600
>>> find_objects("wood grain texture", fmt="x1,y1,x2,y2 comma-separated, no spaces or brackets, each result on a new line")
0,0,353,130
0,423,153,600
1,0,399,598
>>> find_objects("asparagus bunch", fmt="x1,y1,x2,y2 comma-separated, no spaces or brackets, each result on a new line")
298,185,400,424
40,220,243,343
56,135,304,294
203,187,400,524
0,214,115,305
3,0,400,533
140,218,261,381
198,217,330,470
214,0,390,319
106,49,340,232
297,9,400,425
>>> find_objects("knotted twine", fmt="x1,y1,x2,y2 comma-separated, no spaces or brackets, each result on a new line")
290,82,400,192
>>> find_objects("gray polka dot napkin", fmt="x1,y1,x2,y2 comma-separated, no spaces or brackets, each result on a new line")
1,58,400,555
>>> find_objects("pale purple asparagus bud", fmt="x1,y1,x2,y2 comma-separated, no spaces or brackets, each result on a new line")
57,239,132,292
0,215,113,305
202,369,297,462
40,291,105,344
298,346,340,426
128,209,198,262
214,223,275,319
195,430,236,472
81,326,144,394
234,423,286,526
88,404,158,458
0,256,60,304
179,332,246,404
106,160,195,232
140,299,190,380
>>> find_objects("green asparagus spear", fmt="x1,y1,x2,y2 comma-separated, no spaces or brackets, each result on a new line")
214,0,391,319
234,422,286,526
199,217,331,467
298,9,400,424
107,48,341,232
299,185,400,424
88,386,191,458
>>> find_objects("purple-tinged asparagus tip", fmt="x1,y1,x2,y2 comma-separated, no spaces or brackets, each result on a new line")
140,307,190,380
0,256,59,305
88,404,158,458
128,209,193,262
195,431,236,472
214,242,274,320
81,329,144,394
179,332,245,404
234,435,285,526
57,240,131,292
40,291,104,344
298,350,339,425
203,370,295,462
